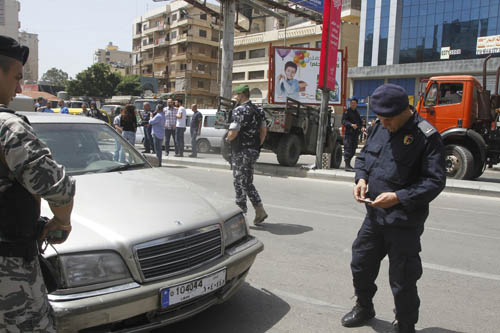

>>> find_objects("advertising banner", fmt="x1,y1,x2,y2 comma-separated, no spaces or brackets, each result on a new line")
272,47,342,105
288,0,324,14
318,0,342,91
476,35,500,55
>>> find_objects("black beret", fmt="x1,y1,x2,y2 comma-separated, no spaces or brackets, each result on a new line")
350,97,358,103
370,83,409,117
0,35,29,65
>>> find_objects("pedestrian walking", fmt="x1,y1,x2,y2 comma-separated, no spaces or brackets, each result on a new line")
141,102,154,153
226,84,268,225
342,97,362,171
164,98,177,156
113,106,123,161
342,84,446,333
149,104,166,166
189,104,202,157
175,99,186,157
0,35,75,332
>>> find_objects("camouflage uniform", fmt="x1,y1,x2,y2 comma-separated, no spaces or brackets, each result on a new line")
0,110,75,332
229,101,266,213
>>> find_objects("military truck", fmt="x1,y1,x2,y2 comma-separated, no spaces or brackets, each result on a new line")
216,97,343,168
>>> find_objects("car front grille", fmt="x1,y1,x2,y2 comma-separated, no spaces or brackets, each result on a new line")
134,225,223,281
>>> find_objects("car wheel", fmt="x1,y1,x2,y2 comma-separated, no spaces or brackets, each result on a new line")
197,139,211,153
276,134,301,167
330,143,343,169
445,144,474,180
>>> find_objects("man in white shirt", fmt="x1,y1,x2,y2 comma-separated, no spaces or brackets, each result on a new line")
175,99,187,157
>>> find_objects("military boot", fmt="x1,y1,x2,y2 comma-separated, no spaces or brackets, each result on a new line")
391,320,415,333
341,301,375,327
345,159,354,172
253,203,268,225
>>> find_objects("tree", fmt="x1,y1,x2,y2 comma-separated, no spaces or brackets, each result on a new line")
115,75,144,96
41,68,69,87
66,63,121,98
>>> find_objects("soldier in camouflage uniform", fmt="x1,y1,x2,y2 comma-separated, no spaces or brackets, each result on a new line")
0,35,75,332
226,84,269,225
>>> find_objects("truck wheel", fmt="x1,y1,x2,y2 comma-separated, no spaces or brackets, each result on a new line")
277,135,301,166
330,143,343,169
445,144,474,180
471,159,485,179
197,139,211,153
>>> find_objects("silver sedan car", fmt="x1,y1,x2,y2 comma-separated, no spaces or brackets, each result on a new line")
25,112,264,332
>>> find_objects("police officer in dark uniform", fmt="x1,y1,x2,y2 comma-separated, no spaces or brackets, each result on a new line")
226,84,268,225
342,97,362,171
341,84,446,333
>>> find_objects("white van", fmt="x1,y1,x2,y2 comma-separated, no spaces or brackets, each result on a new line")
184,109,225,153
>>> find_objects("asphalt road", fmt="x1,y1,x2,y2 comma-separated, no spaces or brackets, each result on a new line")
153,165,500,333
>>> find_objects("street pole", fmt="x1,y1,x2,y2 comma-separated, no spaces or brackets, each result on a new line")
220,0,235,100
315,46,330,169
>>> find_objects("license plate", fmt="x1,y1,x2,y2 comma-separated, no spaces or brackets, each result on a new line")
160,269,226,308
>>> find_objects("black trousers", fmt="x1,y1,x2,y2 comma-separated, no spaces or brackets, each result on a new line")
351,217,424,325
344,132,359,161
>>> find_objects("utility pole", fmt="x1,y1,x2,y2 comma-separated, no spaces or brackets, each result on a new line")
220,0,235,100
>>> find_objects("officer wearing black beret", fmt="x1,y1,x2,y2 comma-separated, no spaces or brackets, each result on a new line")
341,84,446,333
342,97,362,171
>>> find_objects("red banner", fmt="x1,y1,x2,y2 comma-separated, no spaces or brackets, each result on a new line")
318,0,342,90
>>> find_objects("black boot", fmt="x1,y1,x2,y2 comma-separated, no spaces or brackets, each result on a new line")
391,320,415,333
345,159,354,172
341,301,375,327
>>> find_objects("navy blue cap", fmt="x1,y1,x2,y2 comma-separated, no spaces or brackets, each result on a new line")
0,35,29,65
370,83,409,117
350,97,358,103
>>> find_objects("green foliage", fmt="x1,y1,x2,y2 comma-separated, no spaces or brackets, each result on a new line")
66,63,121,98
41,68,69,87
115,75,144,96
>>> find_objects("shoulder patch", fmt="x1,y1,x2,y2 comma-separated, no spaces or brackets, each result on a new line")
417,120,437,137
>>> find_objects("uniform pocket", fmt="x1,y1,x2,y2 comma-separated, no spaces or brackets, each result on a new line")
364,143,382,170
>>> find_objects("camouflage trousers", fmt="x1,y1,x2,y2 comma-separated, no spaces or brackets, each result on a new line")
0,256,56,332
232,149,262,213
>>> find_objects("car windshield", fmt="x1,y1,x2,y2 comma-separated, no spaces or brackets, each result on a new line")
32,122,149,176
69,101,84,108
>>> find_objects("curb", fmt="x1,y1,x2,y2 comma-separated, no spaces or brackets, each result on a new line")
159,155,500,198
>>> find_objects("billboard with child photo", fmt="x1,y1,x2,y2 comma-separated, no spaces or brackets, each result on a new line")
271,46,342,105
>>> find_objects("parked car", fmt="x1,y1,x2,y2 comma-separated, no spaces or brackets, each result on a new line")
101,104,122,120
184,109,225,153
23,112,263,332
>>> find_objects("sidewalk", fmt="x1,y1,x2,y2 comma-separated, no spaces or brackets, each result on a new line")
151,151,500,198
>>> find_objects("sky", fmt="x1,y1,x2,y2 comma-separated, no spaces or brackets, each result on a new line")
19,0,170,79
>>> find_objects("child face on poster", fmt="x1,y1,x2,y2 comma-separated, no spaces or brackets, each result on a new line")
285,64,297,80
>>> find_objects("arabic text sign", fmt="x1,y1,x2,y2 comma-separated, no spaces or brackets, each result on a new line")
318,0,342,91
288,0,324,14
476,35,500,55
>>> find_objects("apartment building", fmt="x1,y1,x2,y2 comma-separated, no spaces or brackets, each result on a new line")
132,0,221,108
232,0,361,105
94,42,132,76
0,0,19,40
18,31,38,83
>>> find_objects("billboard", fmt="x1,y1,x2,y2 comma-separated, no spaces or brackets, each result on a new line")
271,47,342,105
288,0,324,14
476,35,500,55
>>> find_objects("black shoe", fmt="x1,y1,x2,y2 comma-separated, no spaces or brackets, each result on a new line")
188,154,197,157
341,302,375,327
391,320,415,333
174,154,180,157
345,165,355,172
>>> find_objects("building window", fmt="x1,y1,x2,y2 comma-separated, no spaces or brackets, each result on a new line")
291,42,309,48
315,41,321,49
378,0,390,65
364,0,375,66
171,31,177,39
250,88,263,99
233,72,245,80
249,70,264,80
234,51,246,60
172,14,177,21
198,80,205,88
211,48,218,59
199,29,207,38
197,64,206,72
200,13,207,20
249,48,265,58
180,63,187,71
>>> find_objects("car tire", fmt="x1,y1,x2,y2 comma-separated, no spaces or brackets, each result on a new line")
276,134,301,167
197,139,211,154
330,142,343,169
445,144,474,180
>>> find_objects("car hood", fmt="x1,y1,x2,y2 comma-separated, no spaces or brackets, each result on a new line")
41,167,239,255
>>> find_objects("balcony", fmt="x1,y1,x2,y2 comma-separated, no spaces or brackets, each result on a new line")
341,0,361,23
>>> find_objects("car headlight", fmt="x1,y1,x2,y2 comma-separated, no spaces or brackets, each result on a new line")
224,214,248,247
59,252,131,288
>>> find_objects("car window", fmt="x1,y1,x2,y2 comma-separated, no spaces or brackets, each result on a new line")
205,116,216,127
32,123,149,175
439,83,463,105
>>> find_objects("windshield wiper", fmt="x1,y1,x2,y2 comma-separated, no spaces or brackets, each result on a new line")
104,163,146,173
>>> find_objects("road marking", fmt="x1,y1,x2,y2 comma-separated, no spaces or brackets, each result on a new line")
342,248,500,282
426,226,500,241
433,205,500,217
266,203,361,220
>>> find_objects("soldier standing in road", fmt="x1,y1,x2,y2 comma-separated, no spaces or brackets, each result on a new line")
342,97,362,171
226,84,268,225
341,84,446,333
0,35,75,332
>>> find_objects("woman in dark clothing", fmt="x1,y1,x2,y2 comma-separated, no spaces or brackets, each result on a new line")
121,104,138,145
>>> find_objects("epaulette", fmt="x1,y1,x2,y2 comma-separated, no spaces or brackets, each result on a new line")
417,120,437,137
